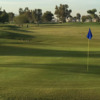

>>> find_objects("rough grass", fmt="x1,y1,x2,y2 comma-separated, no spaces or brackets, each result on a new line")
0,23,100,100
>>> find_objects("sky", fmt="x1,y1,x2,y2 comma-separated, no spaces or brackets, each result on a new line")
0,0,100,16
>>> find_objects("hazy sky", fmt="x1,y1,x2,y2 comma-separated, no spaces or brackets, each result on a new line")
0,0,100,16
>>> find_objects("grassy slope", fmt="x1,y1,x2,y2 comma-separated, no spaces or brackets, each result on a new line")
0,23,100,100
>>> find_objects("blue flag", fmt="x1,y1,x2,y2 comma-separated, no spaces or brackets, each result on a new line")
87,28,93,40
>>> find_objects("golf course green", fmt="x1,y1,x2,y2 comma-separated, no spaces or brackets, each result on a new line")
0,23,100,100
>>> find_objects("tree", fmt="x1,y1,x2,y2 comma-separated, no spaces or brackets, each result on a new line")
14,14,28,26
82,16,87,22
87,9,97,18
42,11,53,22
87,9,100,22
76,13,81,22
0,10,9,23
19,8,24,15
19,7,34,23
8,12,15,22
33,9,42,26
24,7,29,12
55,4,72,22
25,10,33,23
0,7,2,11
82,15,92,22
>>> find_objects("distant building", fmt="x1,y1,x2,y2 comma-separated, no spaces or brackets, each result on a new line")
92,18,98,22
76,19,80,22
72,18,76,22
51,18,58,23
66,16,99,23
66,17,72,22
85,19,92,22
85,18,99,22
66,17,76,22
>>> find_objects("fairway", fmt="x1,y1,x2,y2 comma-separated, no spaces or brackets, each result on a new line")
0,23,100,100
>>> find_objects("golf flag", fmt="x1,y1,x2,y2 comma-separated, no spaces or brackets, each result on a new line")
87,28,93,40
86,28,93,72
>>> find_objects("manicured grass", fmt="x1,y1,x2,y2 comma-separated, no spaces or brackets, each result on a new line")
0,23,100,100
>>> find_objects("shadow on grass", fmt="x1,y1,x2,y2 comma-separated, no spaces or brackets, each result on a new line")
0,24,32,33
42,63,100,75
0,45,99,57
0,24,19,28
0,30,34,40
0,63,100,75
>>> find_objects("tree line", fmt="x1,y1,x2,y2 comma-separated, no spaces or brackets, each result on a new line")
0,4,100,25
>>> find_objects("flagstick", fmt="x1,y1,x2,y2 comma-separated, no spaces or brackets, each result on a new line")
87,39,89,72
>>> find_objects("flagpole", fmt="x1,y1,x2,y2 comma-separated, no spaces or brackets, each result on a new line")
87,28,92,72
87,39,89,72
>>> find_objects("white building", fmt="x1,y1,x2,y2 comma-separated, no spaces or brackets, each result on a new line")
76,19,80,22
92,18,98,22
85,19,92,22
66,17,77,22
51,18,58,23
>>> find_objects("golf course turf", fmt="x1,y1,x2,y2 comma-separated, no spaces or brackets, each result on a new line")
0,23,100,100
